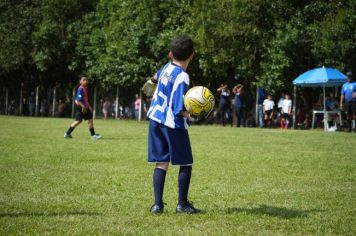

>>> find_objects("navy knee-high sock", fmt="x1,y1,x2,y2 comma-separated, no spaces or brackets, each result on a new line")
178,166,192,205
153,168,166,206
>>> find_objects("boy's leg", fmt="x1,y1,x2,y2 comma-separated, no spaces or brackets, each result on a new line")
65,120,81,136
178,165,192,205
88,119,95,136
148,120,170,213
88,119,102,139
176,164,201,214
153,163,169,208
280,118,285,129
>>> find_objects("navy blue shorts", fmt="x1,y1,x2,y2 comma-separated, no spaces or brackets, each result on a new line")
148,120,193,166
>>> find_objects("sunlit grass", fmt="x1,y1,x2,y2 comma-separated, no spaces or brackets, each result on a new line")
0,116,355,235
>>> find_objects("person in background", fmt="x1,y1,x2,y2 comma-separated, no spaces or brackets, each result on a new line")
257,88,266,128
277,91,285,125
22,98,29,116
217,83,232,126
57,99,66,117
102,97,112,120
263,94,275,128
8,100,16,115
340,71,356,132
233,84,245,127
40,99,47,117
325,92,338,128
29,92,36,116
98,98,104,117
280,93,292,130
134,94,141,120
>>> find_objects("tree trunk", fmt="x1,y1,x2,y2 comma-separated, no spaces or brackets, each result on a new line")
35,86,39,117
115,85,119,119
52,86,56,117
93,86,97,119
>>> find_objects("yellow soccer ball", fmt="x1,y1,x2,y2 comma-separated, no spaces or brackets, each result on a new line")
184,86,215,118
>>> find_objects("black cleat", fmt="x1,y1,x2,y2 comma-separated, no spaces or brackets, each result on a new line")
150,204,164,214
176,202,202,214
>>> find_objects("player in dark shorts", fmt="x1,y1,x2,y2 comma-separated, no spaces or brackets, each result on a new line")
146,36,201,214
340,71,356,132
64,76,102,140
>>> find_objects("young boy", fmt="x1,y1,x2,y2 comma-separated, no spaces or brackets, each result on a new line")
280,93,292,129
263,94,274,128
147,35,200,214
64,76,102,140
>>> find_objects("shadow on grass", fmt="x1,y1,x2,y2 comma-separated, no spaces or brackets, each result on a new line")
0,211,101,218
226,204,319,219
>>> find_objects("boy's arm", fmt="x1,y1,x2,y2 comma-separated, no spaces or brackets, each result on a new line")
340,85,345,108
75,100,88,113
172,74,189,116
340,94,344,108
232,86,238,94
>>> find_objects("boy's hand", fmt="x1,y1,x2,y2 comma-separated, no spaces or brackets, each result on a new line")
352,92,356,98
181,111,191,119
82,107,87,113
142,76,158,97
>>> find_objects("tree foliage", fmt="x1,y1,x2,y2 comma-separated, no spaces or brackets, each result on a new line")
0,0,355,94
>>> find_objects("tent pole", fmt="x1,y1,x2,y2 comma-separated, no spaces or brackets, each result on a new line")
323,86,327,131
292,86,297,129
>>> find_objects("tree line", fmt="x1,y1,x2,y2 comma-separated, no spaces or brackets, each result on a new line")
0,0,355,95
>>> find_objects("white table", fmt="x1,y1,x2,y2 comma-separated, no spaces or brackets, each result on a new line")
312,110,343,130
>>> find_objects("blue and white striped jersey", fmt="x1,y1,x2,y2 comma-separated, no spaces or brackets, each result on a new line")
148,62,190,129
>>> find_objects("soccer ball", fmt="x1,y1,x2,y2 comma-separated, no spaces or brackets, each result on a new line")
184,86,215,118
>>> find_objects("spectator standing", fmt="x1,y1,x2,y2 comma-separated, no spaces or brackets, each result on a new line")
257,88,266,127
280,93,292,130
340,71,356,132
325,92,338,128
134,94,141,120
102,97,112,120
263,94,275,128
277,91,284,117
217,84,232,126
22,98,29,116
40,99,47,116
233,84,245,127
28,92,36,116
57,99,66,117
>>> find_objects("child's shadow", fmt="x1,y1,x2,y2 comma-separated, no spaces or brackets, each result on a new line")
226,204,319,219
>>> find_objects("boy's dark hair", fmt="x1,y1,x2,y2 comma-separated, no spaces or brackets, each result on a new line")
169,35,194,61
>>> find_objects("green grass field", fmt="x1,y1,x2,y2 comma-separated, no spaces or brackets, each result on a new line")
0,116,355,235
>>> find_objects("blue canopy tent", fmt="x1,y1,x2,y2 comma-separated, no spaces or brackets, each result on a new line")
292,67,347,131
